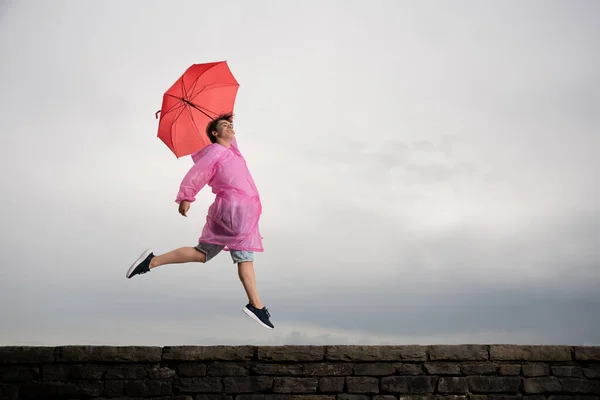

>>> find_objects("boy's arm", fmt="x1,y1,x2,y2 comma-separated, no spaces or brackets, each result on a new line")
175,146,223,204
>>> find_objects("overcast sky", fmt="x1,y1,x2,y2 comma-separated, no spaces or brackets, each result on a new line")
1,0,599,346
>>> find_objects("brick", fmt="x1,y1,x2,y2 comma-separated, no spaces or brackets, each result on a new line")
396,396,436,400
438,377,468,393
175,377,223,393
149,366,176,379
469,395,487,400
394,364,424,375
105,364,151,379
498,365,521,376
490,346,571,362
177,362,207,376
160,396,194,400
559,378,597,394
346,377,379,394
198,396,233,400
253,363,303,375
467,377,521,393
583,365,600,378
55,345,162,362
259,346,325,362
522,364,550,377
319,377,345,392
373,396,397,400
223,376,273,393
19,381,104,398
548,397,599,400
488,397,524,400
328,346,426,362
354,363,395,376
439,397,468,400
337,395,369,400
124,379,172,397
429,346,488,361
105,380,124,397
573,346,600,361
159,396,194,400
380,376,437,393
0,384,18,400
523,377,562,393
42,364,70,380
0,347,55,364
303,363,354,376
289,397,336,400
72,364,108,379
274,377,319,393
424,363,461,375
460,363,498,375
163,345,255,361
318,376,345,393
207,363,249,376
0,366,39,381
237,396,266,400
551,366,583,377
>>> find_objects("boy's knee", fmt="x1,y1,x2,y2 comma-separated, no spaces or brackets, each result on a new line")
231,250,254,264
193,248,207,263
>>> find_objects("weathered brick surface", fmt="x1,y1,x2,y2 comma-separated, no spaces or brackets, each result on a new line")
489,345,571,362
522,364,550,377
56,345,162,363
164,346,255,361
0,345,598,399
0,347,55,364
327,346,427,362
259,347,325,362
429,346,488,361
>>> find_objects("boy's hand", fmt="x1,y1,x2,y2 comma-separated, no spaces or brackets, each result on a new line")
178,200,191,217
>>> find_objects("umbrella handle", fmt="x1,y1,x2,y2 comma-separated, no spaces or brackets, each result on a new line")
155,110,161,119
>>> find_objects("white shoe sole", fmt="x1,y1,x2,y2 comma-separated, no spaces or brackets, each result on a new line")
126,249,152,278
243,307,274,330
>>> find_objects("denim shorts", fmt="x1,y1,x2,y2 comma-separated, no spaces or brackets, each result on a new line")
195,242,254,264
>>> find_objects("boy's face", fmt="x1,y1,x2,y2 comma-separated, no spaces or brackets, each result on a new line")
214,119,235,140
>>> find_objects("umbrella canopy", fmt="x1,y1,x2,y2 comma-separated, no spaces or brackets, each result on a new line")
156,61,239,158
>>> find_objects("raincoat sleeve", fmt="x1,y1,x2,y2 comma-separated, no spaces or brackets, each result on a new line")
176,145,223,204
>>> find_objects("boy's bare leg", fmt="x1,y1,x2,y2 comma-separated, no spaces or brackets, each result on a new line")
150,247,206,269
239,261,274,329
237,261,263,308
126,247,205,279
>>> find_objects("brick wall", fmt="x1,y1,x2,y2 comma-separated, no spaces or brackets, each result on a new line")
1,345,599,399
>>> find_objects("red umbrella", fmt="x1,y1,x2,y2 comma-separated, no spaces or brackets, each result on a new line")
155,61,240,158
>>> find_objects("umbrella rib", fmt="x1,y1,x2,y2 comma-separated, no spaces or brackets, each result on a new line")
170,104,190,157
194,104,220,118
184,104,202,139
185,83,240,119
163,101,185,116
184,62,223,98
182,62,223,102
188,83,238,102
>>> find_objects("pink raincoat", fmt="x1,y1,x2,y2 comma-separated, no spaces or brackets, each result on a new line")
175,138,263,252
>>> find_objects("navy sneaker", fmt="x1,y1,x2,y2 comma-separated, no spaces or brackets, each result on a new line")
243,303,274,329
126,249,154,279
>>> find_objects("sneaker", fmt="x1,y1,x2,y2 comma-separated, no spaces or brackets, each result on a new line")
126,249,154,279
243,303,274,329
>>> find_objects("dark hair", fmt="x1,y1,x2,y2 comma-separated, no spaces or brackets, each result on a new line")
206,113,234,143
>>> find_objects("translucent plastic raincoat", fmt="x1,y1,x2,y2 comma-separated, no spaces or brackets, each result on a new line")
175,138,263,252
